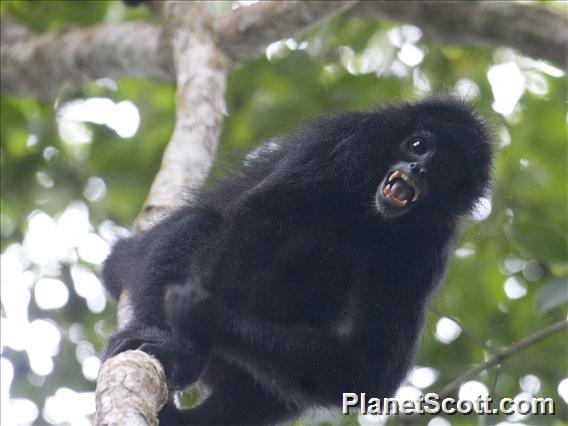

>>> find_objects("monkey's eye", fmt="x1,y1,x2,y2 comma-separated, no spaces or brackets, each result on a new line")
410,139,427,155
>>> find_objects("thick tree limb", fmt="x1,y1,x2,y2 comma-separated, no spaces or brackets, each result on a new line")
0,15,174,100
2,2,566,99
94,350,168,426
216,0,358,62
0,1,352,99
351,1,568,68
94,3,228,425
136,1,228,229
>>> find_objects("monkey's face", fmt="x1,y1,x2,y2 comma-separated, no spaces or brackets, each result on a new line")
371,99,492,220
375,133,432,218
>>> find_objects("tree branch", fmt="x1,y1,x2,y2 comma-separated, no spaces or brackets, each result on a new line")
217,0,358,62
401,319,567,426
136,1,228,229
2,2,565,99
94,350,168,426
0,14,174,100
350,1,568,67
429,306,496,354
438,319,568,398
94,2,228,424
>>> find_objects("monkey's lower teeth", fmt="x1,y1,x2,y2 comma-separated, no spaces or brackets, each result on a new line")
384,168,424,208
383,184,410,208
390,180,414,201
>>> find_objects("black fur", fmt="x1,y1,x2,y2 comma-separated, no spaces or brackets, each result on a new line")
102,97,492,425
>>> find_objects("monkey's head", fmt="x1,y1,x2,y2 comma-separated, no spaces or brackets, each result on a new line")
366,98,493,221
236,98,492,224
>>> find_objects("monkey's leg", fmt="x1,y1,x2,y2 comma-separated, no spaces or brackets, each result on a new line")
159,369,298,426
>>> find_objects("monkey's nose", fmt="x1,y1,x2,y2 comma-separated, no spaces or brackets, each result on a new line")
409,163,426,175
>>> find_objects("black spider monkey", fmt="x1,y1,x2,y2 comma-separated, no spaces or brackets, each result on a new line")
102,97,492,425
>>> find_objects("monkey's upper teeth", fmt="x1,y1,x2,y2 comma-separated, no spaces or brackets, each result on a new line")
399,173,417,189
382,188,407,208
389,170,402,182
384,170,422,207
412,188,421,202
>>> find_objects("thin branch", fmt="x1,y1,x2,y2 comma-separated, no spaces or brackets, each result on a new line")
438,319,568,398
490,364,502,397
0,15,174,100
429,306,496,354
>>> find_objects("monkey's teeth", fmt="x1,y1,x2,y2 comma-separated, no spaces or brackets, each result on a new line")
389,171,402,182
400,173,416,188
382,187,407,208
397,172,421,202
383,172,421,207
412,189,421,202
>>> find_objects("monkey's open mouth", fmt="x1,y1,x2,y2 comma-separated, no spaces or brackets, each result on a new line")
382,170,422,208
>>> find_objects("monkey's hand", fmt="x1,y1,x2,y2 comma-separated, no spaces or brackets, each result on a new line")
103,325,208,390
165,282,228,351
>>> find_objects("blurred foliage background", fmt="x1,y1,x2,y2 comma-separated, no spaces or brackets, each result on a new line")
1,1,567,425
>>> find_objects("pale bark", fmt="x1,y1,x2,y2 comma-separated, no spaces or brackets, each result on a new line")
136,1,228,229
94,350,168,426
94,3,228,425
0,15,173,99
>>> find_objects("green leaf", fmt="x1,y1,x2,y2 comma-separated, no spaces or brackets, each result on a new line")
176,387,200,409
536,277,568,314
505,223,568,262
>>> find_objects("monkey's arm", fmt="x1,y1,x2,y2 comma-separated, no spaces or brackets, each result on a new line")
165,281,419,405
102,207,221,388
